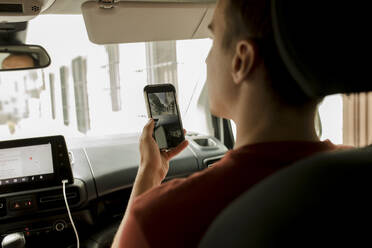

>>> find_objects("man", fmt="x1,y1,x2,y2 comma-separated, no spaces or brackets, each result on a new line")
112,0,340,247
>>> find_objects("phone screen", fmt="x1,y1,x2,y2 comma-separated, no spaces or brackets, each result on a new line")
147,91,184,149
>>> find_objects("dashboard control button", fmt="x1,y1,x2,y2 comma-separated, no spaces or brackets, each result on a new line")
54,220,66,232
9,199,34,211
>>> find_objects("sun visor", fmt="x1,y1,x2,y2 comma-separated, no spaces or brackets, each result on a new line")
81,1,215,44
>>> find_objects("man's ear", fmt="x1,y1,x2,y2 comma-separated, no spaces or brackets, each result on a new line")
231,40,256,85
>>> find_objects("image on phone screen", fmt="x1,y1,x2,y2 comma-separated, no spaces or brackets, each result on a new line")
147,91,184,149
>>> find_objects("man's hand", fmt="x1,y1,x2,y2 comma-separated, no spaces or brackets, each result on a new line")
111,119,189,248
139,119,189,185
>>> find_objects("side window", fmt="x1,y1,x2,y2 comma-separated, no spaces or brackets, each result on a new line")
318,94,343,144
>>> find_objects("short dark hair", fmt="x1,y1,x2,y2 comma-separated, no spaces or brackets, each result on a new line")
223,0,318,106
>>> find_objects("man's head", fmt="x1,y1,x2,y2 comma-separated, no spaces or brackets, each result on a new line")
1,53,36,70
206,0,318,120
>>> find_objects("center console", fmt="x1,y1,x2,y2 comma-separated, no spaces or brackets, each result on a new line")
0,136,81,244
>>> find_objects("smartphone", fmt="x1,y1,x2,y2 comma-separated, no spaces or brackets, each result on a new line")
144,84,185,150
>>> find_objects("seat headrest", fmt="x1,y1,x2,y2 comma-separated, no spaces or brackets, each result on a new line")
272,0,371,98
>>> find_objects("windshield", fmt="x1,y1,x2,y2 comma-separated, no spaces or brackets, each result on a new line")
0,15,212,139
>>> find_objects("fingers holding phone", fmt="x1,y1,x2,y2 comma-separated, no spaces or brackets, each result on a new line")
139,118,188,182
144,84,186,150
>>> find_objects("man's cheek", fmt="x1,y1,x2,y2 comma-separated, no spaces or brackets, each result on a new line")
208,82,225,118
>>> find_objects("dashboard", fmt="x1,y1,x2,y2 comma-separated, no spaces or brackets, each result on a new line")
0,133,227,248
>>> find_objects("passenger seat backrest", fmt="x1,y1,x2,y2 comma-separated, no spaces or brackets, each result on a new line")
199,147,372,247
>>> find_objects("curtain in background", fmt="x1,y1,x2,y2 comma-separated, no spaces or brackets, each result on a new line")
343,93,372,147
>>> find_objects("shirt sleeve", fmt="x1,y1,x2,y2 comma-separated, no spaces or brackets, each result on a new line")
118,210,150,248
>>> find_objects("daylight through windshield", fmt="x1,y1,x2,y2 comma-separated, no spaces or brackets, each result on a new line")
0,15,212,139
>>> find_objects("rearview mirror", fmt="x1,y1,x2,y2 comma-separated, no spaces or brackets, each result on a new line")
0,45,51,71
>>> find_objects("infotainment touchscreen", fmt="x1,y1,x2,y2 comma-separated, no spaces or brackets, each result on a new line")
0,136,73,194
0,144,54,186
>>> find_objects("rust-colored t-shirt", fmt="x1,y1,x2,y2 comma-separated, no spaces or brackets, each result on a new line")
119,140,340,248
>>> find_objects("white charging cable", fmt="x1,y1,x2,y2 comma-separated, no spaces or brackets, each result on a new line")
62,180,80,248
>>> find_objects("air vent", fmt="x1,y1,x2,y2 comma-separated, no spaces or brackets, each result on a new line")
37,187,80,210
0,27,15,32
203,155,224,168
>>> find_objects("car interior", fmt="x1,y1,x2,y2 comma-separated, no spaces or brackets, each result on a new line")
0,0,370,248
